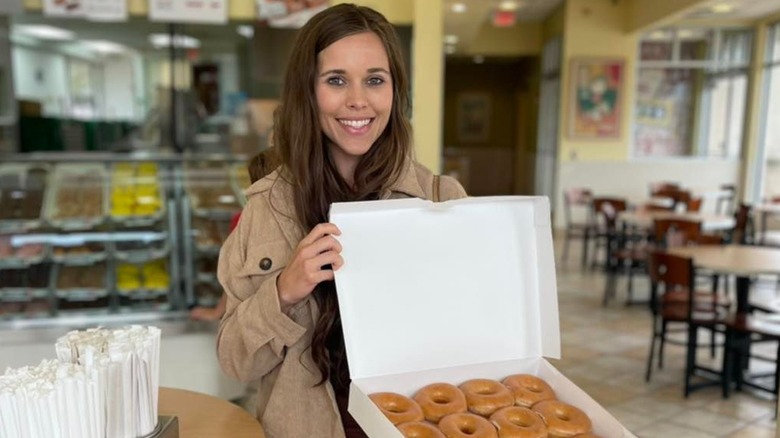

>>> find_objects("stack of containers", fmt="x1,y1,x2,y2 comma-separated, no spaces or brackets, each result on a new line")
0,325,160,438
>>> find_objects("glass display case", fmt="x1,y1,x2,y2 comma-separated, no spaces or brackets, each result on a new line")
0,152,250,327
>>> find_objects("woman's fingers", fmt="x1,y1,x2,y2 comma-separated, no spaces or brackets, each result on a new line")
299,223,341,248
306,250,344,273
301,234,342,259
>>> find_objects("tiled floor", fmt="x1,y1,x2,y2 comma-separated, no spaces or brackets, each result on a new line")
553,243,778,437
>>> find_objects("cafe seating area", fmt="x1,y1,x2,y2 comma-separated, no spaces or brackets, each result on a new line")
553,184,780,437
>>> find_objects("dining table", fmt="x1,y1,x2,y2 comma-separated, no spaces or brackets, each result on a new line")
618,210,735,233
666,244,780,313
158,387,266,438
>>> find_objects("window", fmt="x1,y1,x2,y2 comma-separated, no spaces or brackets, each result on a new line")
763,23,780,161
634,28,752,158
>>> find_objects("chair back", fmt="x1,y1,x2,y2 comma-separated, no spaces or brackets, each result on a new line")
647,251,693,293
685,197,703,213
649,182,680,194
592,197,627,231
563,188,592,226
716,184,736,215
732,203,753,244
652,218,702,248
652,188,691,211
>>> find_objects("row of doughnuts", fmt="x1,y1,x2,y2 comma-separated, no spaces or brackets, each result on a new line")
369,374,598,438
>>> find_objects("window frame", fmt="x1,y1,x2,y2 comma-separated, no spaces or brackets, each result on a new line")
631,26,753,161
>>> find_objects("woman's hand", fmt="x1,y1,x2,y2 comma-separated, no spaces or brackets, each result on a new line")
276,223,343,312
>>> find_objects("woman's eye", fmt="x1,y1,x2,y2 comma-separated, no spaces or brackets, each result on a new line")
367,77,385,86
327,77,346,86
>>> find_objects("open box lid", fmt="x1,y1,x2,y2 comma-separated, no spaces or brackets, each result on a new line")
330,196,560,381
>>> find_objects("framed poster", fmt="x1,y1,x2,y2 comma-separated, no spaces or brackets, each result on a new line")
457,92,491,143
150,0,227,24
568,58,624,139
256,0,329,28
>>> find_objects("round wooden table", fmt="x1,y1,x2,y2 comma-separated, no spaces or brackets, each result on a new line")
667,244,780,313
618,210,735,232
159,387,266,438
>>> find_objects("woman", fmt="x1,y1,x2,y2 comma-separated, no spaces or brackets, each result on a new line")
217,5,466,437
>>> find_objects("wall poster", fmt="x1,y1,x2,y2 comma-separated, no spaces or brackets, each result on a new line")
568,57,624,140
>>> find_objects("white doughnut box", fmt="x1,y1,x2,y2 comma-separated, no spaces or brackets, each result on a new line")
331,196,636,438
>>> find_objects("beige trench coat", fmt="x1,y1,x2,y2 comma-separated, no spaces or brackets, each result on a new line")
217,160,467,438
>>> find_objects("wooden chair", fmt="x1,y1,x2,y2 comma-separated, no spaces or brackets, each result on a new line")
645,251,730,397
649,182,681,194
652,218,702,248
652,188,692,212
685,197,703,213
594,197,648,306
561,188,594,267
716,184,736,215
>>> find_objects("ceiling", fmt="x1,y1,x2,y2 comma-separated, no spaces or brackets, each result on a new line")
680,0,780,21
10,0,780,59
443,0,563,55
443,0,780,56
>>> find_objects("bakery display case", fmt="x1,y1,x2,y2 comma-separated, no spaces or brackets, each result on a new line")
0,152,251,327
181,160,249,308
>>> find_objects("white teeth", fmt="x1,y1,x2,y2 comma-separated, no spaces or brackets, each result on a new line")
339,119,371,128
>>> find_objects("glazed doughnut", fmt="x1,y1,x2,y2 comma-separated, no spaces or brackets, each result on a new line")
502,374,556,408
413,383,468,423
572,434,602,438
439,413,498,438
459,379,514,417
489,406,547,438
532,400,592,438
369,392,424,425
397,421,446,438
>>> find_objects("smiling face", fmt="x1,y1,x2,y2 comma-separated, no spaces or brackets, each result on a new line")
315,31,393,182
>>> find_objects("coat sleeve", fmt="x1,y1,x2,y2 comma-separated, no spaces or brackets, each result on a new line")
439,174,468,201
216,203,308,382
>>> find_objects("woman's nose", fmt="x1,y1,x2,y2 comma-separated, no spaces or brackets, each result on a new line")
346,84,367,109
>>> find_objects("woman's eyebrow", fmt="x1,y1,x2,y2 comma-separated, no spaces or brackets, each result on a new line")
319,67,390,77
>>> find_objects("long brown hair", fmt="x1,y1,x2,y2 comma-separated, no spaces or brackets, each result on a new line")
273,4,412,387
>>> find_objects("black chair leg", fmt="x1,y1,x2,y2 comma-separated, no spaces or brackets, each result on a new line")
646,316,659,381
581,229,590,269
659,320,668,370
722,329,733,399
710,327,716,359
562,232,571,263
685,325,698,398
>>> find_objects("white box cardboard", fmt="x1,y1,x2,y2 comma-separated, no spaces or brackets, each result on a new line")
330,196,635,438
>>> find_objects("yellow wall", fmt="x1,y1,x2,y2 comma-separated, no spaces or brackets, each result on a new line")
463,22,542,57
412,0,443,172
542,4,565,41
558,0,636,162
334,0,413,25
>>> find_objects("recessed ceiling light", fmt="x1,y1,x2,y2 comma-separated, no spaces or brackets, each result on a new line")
16,25,74,41
473,55,485,64
498,1,521,11
711,3,733,13
149,34,201,49
451,2,467,13
82,40,126,54
444,34,459,45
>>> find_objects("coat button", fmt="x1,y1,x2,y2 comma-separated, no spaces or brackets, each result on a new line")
259,258,272,271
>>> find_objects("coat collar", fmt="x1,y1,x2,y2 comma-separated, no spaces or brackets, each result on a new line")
245,160,425,248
